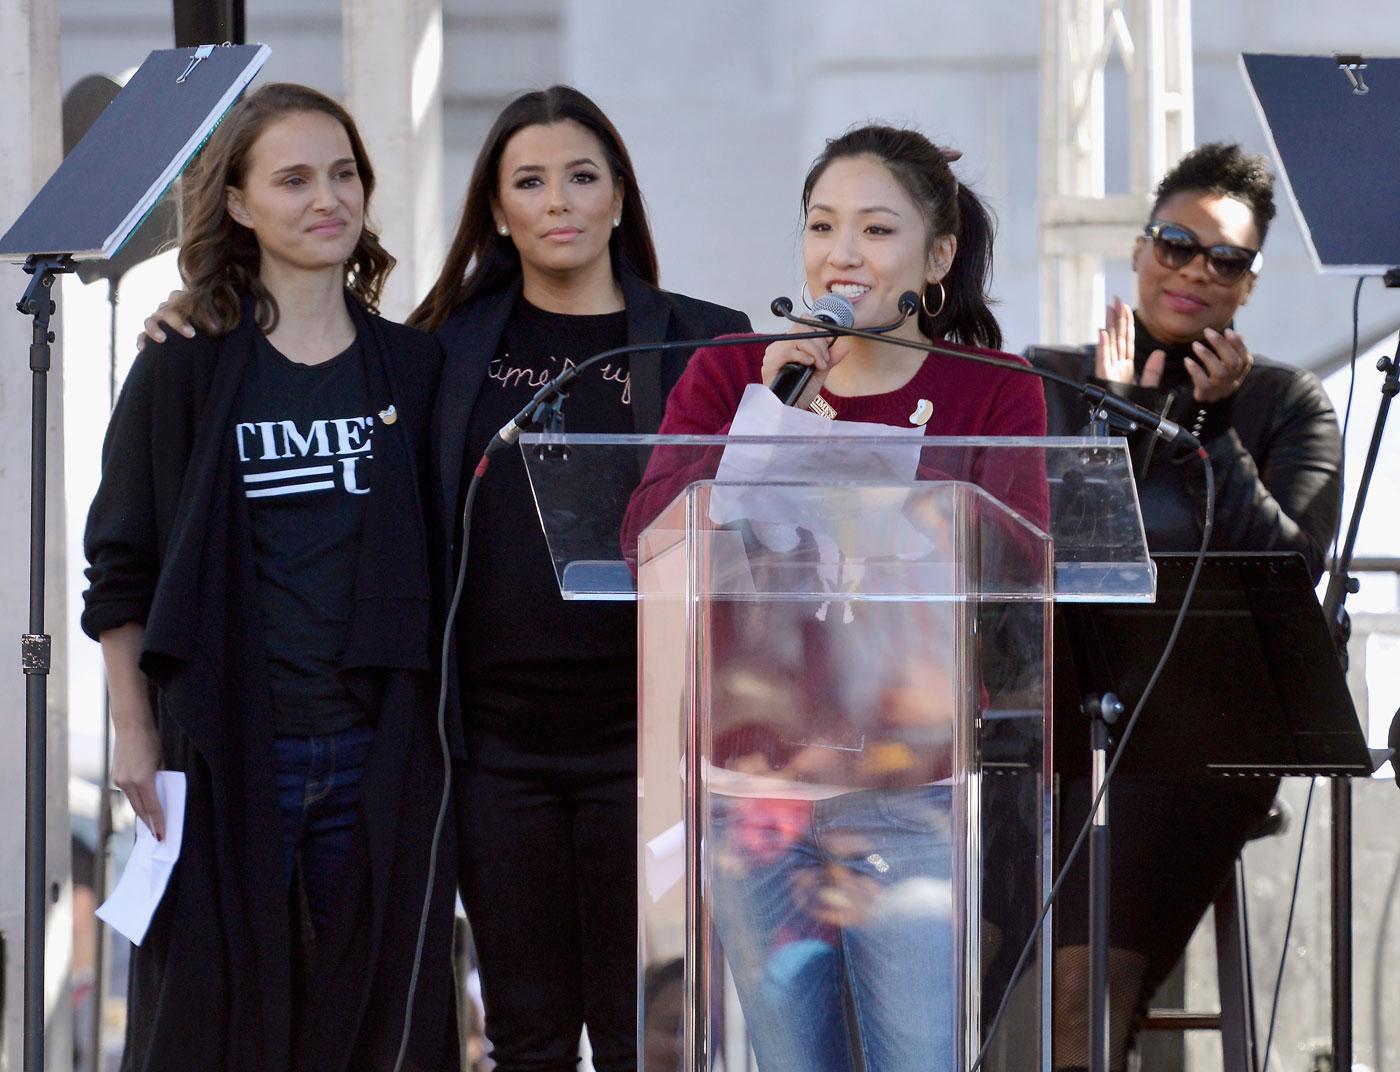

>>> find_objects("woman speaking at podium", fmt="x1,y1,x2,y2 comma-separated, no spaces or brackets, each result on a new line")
627,124,1047,1072
83,84,458,1070
1031,142,1342,1071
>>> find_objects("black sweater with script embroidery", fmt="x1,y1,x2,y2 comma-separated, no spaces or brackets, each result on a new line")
457,297,636,745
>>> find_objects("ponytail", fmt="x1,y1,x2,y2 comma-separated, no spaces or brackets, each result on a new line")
923,182,1000,350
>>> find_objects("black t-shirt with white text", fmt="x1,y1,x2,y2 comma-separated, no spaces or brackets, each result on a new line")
458,297,637,748
236,331,373,736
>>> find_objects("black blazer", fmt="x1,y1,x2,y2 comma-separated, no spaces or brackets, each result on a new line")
430,272,751,550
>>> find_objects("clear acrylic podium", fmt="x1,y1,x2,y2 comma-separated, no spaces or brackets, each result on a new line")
520,433,1154,1072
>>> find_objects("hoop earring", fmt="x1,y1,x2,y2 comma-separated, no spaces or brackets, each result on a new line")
922,282,946,319
801,282,814,311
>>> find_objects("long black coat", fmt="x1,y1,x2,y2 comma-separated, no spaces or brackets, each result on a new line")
82,298,460,1072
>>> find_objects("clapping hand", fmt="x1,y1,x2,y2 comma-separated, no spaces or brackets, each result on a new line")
1184,326,1252,403
1095,297,1165,389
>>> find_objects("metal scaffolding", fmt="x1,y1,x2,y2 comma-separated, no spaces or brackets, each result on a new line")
1038,0,1195,345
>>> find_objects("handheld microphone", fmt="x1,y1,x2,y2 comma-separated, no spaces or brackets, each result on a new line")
769,293,855,405
485,322,847,457
769,291,922,406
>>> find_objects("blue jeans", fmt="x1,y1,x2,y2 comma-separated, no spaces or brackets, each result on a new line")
273,723,373,944
708,785,956,1072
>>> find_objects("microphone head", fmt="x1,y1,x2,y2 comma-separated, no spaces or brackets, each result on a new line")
811,292,855,328
770,295,794,317
898,290,920,316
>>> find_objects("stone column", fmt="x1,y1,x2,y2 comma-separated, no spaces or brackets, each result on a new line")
342,0,445,321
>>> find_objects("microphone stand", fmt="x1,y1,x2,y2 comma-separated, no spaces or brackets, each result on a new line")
491,296,1199,458
1320,326,1400,1070
16,252,74,1072
485,324,844,456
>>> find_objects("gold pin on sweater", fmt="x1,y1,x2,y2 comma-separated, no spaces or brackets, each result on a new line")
377,405,398,425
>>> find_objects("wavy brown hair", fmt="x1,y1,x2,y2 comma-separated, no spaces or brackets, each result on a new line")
177,82,394,336
408,85,659,333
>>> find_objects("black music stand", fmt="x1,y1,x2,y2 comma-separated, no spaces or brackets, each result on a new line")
1240,53,1400,277
0,42,268,1072
1058,553,1380,780
1056,552,1383,1072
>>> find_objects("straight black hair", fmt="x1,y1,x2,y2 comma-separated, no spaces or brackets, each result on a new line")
409,85,659,332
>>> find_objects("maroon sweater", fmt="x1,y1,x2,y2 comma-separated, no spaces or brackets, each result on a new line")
661,335,1045,437
623,335,1050,551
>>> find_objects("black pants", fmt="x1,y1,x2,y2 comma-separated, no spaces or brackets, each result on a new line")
1053,775,1278,1033
457,731,637,1072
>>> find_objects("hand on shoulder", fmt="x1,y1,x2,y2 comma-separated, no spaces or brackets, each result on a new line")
136,289,196,350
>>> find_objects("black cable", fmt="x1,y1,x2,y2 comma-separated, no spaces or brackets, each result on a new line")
970,447,1216,1072
391,456,487,1072
1264,277,1366,1072
1371,834,1400,1072
1331,276,1367,563
1262,779,1315,1072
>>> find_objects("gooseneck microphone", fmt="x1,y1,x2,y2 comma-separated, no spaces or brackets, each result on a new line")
768,293,856,404
484,322,848,457
486,286,1198,456
778,292,1200,448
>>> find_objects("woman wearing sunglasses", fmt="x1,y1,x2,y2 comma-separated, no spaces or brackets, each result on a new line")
1031,143,1342,1070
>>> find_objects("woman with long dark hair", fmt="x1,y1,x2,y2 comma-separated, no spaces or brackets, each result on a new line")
85,83,458,1070
624,124,1046,1072
415,86,749,1072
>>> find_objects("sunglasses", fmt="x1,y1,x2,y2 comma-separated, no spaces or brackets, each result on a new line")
1143,221,1262,285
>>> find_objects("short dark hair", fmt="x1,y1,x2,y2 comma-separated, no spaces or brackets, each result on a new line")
1150,142,1277,246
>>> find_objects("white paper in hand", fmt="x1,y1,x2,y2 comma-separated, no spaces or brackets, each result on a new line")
96,770,187,946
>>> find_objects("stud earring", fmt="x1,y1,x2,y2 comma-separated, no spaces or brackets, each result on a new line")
612,217,621,228
498,225,509,237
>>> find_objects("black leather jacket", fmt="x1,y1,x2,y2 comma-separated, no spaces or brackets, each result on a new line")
1027,319,1342,581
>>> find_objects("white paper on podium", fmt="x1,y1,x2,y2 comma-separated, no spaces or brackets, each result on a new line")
96,771,187,946
711,385,932,559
